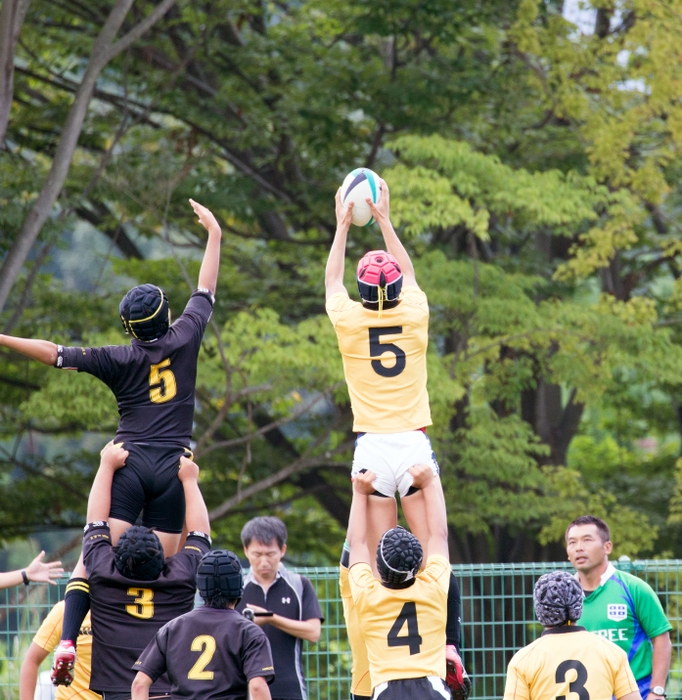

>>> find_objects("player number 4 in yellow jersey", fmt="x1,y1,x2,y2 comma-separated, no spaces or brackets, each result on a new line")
387,602,423,655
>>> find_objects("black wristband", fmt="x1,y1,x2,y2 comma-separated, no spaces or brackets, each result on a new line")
21,570,29,586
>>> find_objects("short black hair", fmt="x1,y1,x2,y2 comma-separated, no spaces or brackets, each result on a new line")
565,515,611,543
203,593,240,609
241,516,287,549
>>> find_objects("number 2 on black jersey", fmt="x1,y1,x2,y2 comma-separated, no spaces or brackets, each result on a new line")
555,660,589,700
387,601,422,655
369,327,406,377
188,635,216,680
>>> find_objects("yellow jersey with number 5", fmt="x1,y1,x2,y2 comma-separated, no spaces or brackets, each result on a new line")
326,287,431,433
348,555,449,689
503,627,638,700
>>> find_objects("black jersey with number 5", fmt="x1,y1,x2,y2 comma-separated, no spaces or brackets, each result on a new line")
134,607,275,700
82,521,211,694
56,290,213,446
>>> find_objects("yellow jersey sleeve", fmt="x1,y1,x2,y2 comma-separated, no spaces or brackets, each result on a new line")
326,292,358,327
503,654,531,700
420,555,451,593
613,649,638,699
348,562,376,604
33,600,65,652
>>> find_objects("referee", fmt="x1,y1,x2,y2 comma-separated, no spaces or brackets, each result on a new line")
504,571,642,700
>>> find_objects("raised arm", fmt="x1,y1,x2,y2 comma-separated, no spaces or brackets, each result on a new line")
87,442,129,522
0,334,58,365
0,551,63,588
190,199,222,296
409,463,449,559
178,457,210,534
366,179,418,288
325,189,353,300
346,470,376,567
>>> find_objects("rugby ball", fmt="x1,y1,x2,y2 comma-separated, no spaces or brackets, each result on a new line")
341,168,382,227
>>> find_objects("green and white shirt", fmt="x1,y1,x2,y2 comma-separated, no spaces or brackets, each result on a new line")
576,564,671,685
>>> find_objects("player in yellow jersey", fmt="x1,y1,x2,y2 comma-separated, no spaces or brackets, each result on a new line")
504,571,641,700
327,180,468,698
20,601,100,700
326,180,435,549
345,464,452,700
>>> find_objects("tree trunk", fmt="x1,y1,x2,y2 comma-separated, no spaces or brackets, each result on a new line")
0,0,178,313
0,0,31,146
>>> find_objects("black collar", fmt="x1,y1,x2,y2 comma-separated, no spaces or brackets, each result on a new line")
541,625,586,636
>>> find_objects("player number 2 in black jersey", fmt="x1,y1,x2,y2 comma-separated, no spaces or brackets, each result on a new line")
149,358,177,404
555,660,589,700
387,601,422,655
369,327,406,378
126,587,154,619
188,635,217,680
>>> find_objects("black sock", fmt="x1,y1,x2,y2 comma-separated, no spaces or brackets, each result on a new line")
446,572,462,652
62,578,90,646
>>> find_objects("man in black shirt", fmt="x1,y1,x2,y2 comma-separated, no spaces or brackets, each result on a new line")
236,517,323,700
132,550,274,700
82,444,211,700
0,199,221,682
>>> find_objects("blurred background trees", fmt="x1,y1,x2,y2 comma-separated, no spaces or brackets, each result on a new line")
2,0,682,565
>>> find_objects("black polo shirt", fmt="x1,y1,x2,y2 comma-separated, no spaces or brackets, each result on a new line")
236,566,324,700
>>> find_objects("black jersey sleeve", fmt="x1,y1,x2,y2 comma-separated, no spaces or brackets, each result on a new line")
168,533,211,577
301,576,324,622
82,521,114,579
243,624,275,683
170,290,214,345
56,344,125,384
133,623,169,681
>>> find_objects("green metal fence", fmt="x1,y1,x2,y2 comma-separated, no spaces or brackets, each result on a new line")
1,560,680,700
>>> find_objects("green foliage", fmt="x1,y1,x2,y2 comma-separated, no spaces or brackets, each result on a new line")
4,0,682,562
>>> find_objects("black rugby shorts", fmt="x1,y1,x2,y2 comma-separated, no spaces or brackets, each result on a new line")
109,443,192,533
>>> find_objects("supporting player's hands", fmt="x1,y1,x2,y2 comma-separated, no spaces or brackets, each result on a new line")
408,463,434,490
25,551,64,585
352,469,376,495
99,441,128,471
366,177,390,225
189,199,221,236
178,456,200,483
335,188,354,233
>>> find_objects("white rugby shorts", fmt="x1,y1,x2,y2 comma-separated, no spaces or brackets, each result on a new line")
351,430,439,498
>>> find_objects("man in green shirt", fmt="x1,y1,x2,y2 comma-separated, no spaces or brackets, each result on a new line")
566,515,672,700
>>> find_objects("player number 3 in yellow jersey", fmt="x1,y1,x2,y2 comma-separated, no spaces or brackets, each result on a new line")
503,571,642,700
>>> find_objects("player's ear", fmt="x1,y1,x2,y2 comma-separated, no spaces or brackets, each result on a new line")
280,544,287,557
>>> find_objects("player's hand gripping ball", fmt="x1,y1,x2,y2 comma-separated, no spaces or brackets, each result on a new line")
341,167,382,227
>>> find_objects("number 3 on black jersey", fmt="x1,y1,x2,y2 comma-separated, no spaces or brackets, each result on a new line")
369,327,406,377
387,601,422,655
555,660,589,700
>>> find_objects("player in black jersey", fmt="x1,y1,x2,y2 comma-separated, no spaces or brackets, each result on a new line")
132,550,274,700
0,199,221,683
79,443,212,700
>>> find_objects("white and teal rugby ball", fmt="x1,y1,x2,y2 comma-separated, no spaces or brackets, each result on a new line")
341,167,382,227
